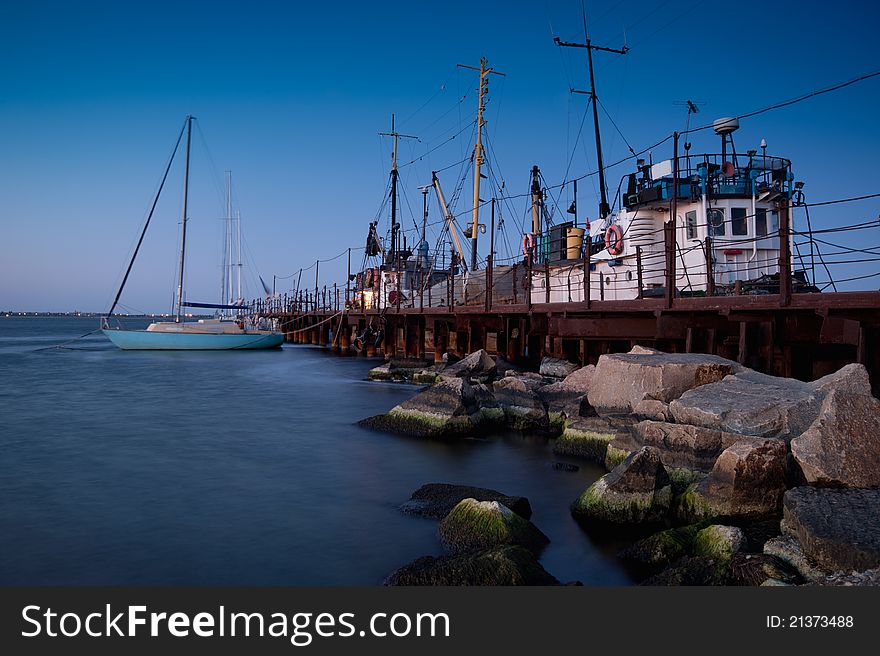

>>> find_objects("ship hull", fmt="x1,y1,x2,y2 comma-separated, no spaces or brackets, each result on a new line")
102,329,284,350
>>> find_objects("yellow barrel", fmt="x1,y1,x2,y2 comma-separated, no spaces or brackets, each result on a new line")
566,227,585,259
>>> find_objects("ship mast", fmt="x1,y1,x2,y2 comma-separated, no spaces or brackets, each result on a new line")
175,114,193,323
379,114,418,269
554,36,627,220
458,57,505,270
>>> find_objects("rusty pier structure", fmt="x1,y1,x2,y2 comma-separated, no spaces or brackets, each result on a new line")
268,280,880,395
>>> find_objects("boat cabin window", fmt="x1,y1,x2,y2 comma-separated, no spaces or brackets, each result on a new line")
755,208,768,236
685,210,698,239
731,207,748,236
708,208,725,236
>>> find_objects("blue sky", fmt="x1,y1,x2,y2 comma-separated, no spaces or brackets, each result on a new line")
1,0,879,311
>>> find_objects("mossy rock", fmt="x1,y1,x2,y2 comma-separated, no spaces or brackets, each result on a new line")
358,409,474,439
674,483,718,523
604,443,631,470
692,525,746,562
384,545,560,586
553,427,615,462
572,477,672,524
667,467,702,494
412,371,439,385
548,412,566,435
620,524,703,566
438,498,549,556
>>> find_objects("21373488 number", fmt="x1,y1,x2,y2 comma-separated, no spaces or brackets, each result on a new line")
767,615,854,628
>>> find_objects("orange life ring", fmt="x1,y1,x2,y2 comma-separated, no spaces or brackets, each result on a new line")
522,233,535,257
605,224,624,256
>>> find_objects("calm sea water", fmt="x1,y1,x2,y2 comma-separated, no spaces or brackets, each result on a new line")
0,316,632,586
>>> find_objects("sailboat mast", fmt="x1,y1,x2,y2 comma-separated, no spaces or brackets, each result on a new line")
390,114,398,267
175,115,193,323
236,209,242,302
223,170,232,311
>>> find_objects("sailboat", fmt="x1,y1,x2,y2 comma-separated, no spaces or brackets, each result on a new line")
101,115,284,350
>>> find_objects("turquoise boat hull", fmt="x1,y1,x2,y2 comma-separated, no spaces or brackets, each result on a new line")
103,329,284,350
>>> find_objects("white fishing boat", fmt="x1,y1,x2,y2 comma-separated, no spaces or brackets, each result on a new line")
102,115,284,350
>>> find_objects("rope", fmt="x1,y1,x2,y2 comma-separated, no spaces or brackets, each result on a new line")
33,328,103,352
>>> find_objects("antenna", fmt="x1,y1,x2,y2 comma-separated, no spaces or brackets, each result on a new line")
674,100,706,152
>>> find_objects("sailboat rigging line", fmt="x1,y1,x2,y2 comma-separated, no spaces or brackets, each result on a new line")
105,117,187,321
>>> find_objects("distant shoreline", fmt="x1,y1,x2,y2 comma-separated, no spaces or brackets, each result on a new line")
2,312,214,318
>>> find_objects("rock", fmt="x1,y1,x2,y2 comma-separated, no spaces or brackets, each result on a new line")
492,376,549,431
810,362,873,397
632,420,758,472
411,370,439,385
640,556,728,586
630,345,662,355
440,349,496,379
560,364,596,394
822,567,880,586
678,438,788,520
438,498,549,556
604,442,633,470
539,357,580,379
620,524,701,566
441,351,460,364
383,545,560,586
790,390,880,488
782,487,880,573
692,525,746,561
367,363,394,381
492,356,520,378
669,370,823,440
358,377,495,439
400,483,532,520
572,446,672,524
587,350,741,415
553,417,617,462
729,553,801,586
763,535,827,584
632,399,671,422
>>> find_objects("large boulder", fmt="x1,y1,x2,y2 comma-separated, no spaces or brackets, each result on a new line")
669,371,823,440
553,417,618,462
440,349,496,380
400,483,532,520
539,364,596,429
587,349,741,415
572,446,672,524
358,377,494,438
384,545,560,586
438,498,549,556
492,376,549,431
810,362,872,396
539,356,580,379
632,420,758,472
679,438,788,520
790,390,880,488
782,487,880,573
